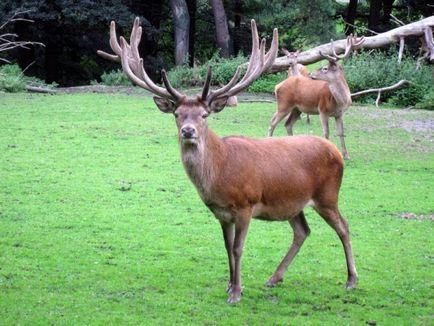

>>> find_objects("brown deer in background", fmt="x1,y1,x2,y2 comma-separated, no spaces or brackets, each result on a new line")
282,49,309,77
268,36,364,160
98,18,358,303
277,49,311,123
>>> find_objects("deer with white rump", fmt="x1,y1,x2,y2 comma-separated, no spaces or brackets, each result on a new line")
98,18,358,304
268,36,364,160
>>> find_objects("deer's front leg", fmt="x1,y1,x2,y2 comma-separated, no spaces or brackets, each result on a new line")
228,211,251,304
319,112,330,139
335,115,350,160
220,221,235,293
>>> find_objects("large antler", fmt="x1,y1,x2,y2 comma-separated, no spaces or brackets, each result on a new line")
204,20,279,104
97,17,184,101
320,34,365,62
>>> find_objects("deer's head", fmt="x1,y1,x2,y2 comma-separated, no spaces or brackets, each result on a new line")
310,34,364,83
98,18,278,147
282,49,300,68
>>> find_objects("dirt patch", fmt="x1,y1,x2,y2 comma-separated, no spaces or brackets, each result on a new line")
397,212,434,220
402,119,434,133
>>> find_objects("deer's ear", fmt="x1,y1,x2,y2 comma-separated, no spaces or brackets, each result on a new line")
153,97,176,113
209,96,228,113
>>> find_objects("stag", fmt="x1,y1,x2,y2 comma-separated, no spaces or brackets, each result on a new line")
268,36,364,160
98,18,358,303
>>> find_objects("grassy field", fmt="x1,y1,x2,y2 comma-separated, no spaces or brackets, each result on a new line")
0,92,433,325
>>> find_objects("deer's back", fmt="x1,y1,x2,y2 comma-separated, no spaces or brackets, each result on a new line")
209,135,344,220
276,76,336,114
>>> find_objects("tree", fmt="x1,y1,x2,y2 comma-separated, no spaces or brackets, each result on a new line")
170,0,190,65
345,0,359,35
210,0,231,57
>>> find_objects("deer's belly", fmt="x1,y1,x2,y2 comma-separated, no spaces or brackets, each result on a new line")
205,200,315,223
252,200,314,221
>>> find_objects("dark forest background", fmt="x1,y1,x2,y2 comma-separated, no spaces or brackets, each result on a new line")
0,0,432,86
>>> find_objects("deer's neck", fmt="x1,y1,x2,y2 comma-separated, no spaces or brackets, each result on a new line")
180,128,226,201
329,76,352,108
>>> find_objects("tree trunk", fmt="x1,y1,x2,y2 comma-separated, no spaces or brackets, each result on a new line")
210,0,230,58
345,0,358,35
187,0,196,67
233,0,243,55
269,16,434,73
170,0,190,66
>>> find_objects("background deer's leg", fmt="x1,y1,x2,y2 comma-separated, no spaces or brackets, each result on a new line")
284,108,302,136
314,204,358,289
335,115,350,160
220,221,235,293
228,210,252,304
268,109,289,137
319,112,330,139
266,211,310,287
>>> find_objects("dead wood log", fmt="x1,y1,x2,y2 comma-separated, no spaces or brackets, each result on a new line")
269,16,434,73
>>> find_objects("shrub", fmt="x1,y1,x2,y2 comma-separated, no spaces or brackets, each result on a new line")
167,53,248,89
247,72,287,94
94,69,132,86
0,64,55,93
0,64,26,92
343,50,434,108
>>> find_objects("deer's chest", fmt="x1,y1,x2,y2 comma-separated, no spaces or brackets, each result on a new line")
205,202,235,223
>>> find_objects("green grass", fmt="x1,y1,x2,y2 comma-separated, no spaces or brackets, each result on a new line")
0,93,433,325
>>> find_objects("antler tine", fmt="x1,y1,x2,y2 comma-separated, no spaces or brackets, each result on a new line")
99,17,184,102
161,69,184,100
96,21,122,62
319,50,337,62
326,34,363,61
263,28,279,70
119,37,181,100
206,19,278,104
207,67,241,99
201,66,212,101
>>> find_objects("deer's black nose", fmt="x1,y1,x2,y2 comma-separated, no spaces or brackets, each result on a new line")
181,126,196,138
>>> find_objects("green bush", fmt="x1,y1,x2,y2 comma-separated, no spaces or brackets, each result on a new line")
0,64,57,93
167,53,248,89
247,72,287,93
343,50,434,109
93,69,132,86
0,64,26,92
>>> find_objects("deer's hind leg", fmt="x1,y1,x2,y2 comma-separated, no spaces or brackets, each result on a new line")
284,108,302,136
268,109,290,137
313,204,358,289
266,211,310,287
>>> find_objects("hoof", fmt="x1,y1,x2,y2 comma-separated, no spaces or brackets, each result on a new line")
227,292,241,304
345,277,357,290
265,277,283,287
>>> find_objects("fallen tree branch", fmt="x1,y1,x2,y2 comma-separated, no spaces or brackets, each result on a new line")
25,85,58,94
269,16,434,73
351,79,411,108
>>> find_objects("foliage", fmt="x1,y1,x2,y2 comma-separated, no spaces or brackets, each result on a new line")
246,0,337,50
343,50,434,108
167,53,248,89
92,69,132,86
0,64,25,92
0,93,433,324
247,71,287,93
0,64,56,92
0,0,155,86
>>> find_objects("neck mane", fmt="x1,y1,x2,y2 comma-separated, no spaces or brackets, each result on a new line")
328,76,352,107
180,128,226,201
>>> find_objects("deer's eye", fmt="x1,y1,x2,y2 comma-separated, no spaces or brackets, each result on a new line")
322,67,328,72
202,113,209,119
174,112,179,118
